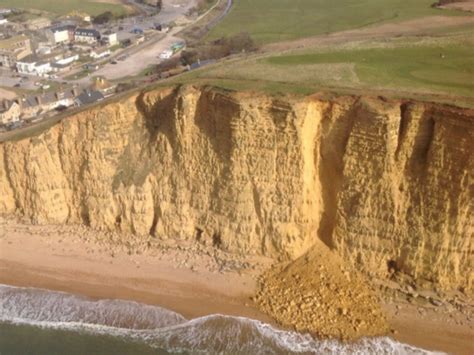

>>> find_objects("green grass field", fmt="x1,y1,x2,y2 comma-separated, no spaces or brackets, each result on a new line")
207,0,467,44
0,0,128,17
265,45,474,96
168,31,474,106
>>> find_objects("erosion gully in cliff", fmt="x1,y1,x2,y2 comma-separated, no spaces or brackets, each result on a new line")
0,85,472,338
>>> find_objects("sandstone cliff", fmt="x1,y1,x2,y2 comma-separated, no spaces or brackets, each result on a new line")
0,86,472,292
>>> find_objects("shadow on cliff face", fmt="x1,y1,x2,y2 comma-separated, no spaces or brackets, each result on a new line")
193,88,238,163
317,98,358,249
135,88,180,148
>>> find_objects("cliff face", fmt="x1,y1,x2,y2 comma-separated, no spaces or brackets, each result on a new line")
0,86,472,291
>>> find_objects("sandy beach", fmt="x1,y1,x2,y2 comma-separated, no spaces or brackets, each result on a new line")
0,216,472,354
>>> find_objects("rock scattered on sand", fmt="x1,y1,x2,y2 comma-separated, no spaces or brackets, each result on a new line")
254,240,389,341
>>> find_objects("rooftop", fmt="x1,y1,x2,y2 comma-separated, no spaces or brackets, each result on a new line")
50,24,76,33
75,90,104,105
22,89,77,109
0,35,29,50
75,28,100,36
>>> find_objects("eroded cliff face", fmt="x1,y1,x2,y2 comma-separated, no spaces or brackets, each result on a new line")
0,86,472,291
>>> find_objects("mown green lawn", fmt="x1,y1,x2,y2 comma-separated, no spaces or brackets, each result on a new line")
266,44,474,96
208,0,467,44
166,34,474,107
0,0,128,16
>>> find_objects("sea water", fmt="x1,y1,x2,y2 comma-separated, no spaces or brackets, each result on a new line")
0,284,442,355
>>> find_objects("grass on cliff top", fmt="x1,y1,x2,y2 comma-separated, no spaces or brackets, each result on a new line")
207,0,468,44
0,0,128,16
167,35,474,107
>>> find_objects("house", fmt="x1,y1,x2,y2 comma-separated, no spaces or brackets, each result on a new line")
90,48,110,59
75,28,100,44
0,16,8,26
75,90,104,106
46,25,76,44
92,76,116,96
0,35,32,68
46,27,69,44
102,31,118,47
132,35,145,45
55,53,79,66
51,62,71,73
21,89,77,118
26,17,51,30
0,100,21,125
16,57,52,76
51,53,78,72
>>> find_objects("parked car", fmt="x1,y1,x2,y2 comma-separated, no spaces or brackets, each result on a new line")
111,60,117,65
159,50,173,60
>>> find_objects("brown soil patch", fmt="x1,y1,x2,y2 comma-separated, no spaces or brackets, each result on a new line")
254,240,389,341
263,16,474,52
440,0,474,12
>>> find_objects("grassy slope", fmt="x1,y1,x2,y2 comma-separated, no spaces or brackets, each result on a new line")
266,44,474,96
167,27,474,106
0,0,127,16
207,0,466,44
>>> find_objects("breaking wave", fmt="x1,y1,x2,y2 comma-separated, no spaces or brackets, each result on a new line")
0,284,442,354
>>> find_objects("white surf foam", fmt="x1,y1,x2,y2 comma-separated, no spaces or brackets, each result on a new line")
0,284,444,354
0,284,185,329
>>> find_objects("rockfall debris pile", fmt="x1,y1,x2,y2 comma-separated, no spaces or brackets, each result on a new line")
254,240,389,340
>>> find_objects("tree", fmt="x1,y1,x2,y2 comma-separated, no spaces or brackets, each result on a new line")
93,11,113,25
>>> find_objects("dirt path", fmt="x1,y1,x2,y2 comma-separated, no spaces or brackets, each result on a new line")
438,0,474,12
263,15,474,52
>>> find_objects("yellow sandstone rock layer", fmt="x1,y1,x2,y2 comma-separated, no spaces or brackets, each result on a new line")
255,239,389,340
0,86,472,292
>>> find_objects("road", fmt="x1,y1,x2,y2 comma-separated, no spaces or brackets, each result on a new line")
69,0,198,82
207,0,232,30
98,0,197,42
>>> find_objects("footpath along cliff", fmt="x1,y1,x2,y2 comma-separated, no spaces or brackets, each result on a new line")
0,85,472,297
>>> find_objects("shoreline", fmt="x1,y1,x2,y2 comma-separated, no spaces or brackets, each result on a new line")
0,217,473,354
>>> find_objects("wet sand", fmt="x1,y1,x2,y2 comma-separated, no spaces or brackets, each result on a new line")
0,217,472,354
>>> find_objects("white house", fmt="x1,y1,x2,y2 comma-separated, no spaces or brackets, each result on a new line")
16,58,51,76
46,27,69,44
0,16,8,26
75,28,100,44
56,53,79,65
90,48,110,59
102,32,118,47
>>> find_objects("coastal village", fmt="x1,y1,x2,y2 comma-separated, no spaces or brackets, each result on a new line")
0,1,195,131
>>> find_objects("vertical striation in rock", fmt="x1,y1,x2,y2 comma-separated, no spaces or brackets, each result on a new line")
0,86,472,292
